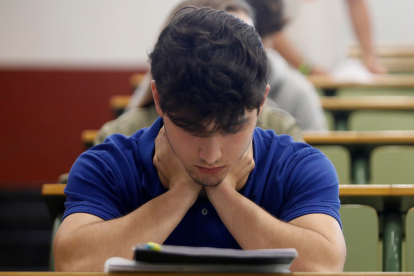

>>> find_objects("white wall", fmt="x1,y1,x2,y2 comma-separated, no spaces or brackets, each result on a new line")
367,0,414,43
0,0,182,68
0,0,413,68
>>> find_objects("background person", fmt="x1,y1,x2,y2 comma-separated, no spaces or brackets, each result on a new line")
246,0,327,130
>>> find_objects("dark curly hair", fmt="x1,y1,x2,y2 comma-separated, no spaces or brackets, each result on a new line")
150,7,269,135
245,0,286,38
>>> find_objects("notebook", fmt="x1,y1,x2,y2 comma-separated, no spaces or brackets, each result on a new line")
105,243,297,273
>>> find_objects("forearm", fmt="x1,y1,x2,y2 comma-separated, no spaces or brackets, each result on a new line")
55,182,198,271
272,32,304,68
207,183,344,272
348,0,374,57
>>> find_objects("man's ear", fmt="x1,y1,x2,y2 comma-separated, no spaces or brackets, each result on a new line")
258,84,270,116
151,80,164,118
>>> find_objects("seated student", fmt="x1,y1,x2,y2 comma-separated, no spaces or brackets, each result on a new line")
246,0,327,131
126,0,327,131
54,7,345,272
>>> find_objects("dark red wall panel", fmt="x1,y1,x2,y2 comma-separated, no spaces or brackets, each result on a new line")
0,68,145,189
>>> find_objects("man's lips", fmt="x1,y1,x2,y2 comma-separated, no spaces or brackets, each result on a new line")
196,166,225,174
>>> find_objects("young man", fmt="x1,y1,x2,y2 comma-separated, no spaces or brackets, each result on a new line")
54,7,345,272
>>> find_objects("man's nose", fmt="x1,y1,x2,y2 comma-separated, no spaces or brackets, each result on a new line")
199,137,222,165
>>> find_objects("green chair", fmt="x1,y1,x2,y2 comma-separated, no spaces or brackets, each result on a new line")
340,205,380,271
324,111,335,131
383,213,402,271
406,208,414,271
314,146,351,184
370,146,414,184
348,110,414,131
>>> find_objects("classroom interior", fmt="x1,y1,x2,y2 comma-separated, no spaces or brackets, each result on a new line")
2,0,414,273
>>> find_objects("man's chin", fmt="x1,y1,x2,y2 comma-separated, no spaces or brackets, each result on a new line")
190,174,225,187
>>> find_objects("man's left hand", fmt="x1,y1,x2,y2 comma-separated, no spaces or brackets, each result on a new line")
208,140,255,193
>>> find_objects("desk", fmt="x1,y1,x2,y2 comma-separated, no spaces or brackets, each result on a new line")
320,97,414,130
339,185,414,212
348,45,414,58
307,75,414,96
303,130,414,145
42,184,414,216
110,95,130,118
4,273,414,276
129,73,146,90
82,130,98,149
110,95,414,120
81,129,414,149
321,96,414,111
381,58,414,73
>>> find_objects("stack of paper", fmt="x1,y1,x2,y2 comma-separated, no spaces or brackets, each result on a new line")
105,243,297,273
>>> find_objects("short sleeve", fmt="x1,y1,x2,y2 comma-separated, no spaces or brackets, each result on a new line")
279,146,342,228
63,141,136,221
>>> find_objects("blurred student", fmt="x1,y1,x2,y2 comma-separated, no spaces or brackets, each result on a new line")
127,0,327,131
274,0,386,77
246,0,327,130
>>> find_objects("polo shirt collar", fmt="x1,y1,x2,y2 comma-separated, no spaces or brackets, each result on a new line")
137,116,167,197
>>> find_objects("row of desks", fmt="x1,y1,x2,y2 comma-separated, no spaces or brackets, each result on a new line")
4,272,414,276
43,183,414,197
111,95,414,111
129,74,414,93
82,130,414,149
42,184,414,219
348,45,414,58
109,95,414,114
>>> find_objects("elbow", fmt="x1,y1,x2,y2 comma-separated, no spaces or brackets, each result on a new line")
53,232,92,272
53,233,75,271
311,245,346,272
292,245,346,272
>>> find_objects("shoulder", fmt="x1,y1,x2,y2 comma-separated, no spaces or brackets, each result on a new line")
252,128,340,225
71,116,163,181
254,127,333,180
64,118,163,221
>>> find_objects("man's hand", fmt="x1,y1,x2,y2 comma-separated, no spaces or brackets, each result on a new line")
153,127,201,193
209,140,255,194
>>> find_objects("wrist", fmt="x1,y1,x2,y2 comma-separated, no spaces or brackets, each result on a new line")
298,61,312,75
170,180,202,204
206,181,235,203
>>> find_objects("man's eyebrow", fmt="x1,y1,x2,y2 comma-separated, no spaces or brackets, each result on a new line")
221,115,253,135
183,114,254,137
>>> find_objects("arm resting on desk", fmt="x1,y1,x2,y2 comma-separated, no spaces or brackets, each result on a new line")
54,181,200,272
206,183,346,272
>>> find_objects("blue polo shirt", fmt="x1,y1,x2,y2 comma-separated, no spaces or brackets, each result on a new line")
64,117,341,249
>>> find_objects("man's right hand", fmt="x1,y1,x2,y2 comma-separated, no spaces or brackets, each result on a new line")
153,127,201,195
